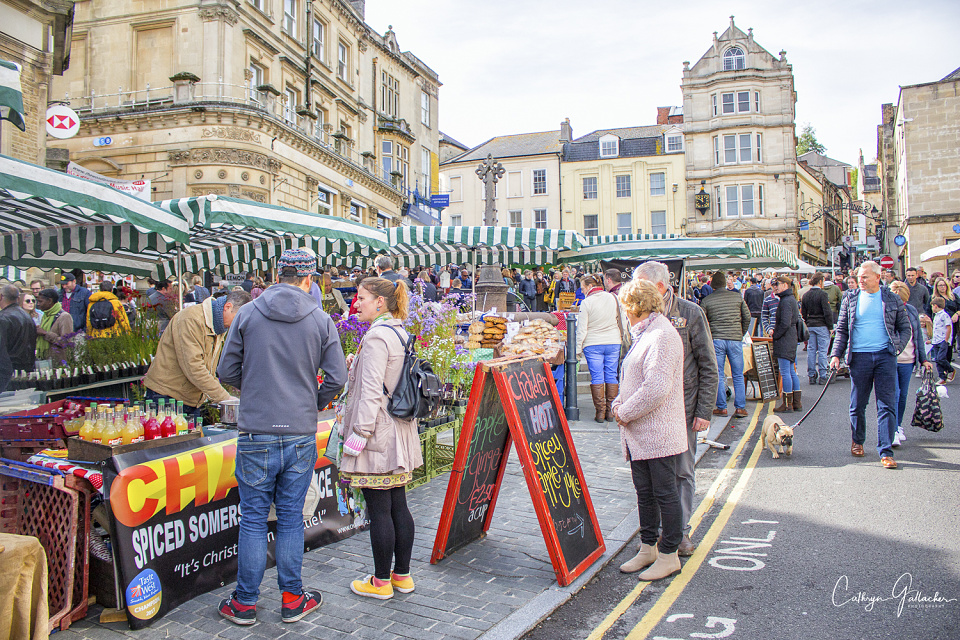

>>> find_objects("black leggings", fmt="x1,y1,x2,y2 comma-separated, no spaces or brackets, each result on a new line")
362,487,415,580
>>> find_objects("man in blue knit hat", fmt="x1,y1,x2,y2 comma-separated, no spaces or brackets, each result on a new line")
217,248,347,625
144,288,252,414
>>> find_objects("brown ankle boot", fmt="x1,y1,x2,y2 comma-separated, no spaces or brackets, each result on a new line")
774,392,793,413
604,383,619,422
590,384,606,423
792,390,802,412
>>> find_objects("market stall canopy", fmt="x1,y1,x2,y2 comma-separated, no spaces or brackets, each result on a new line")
920,239,960,263
775,258,819,274
387,226,581,268
155,195,389,277
0,155,191,276
561,236,799,270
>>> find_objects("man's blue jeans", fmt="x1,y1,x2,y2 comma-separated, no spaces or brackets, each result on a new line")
848,351,898,458
807,326,830,380
895,362,914,427
234,433,317,605
583,344,620,384
714,339,745,410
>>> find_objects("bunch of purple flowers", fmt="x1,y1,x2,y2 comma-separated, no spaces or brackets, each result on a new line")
331,313,370,356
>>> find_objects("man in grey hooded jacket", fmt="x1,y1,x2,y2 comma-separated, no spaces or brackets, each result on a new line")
216,248,346,625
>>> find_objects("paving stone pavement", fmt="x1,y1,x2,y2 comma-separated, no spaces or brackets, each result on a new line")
54,397,731,640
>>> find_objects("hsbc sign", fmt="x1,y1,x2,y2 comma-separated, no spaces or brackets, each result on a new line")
45,104,80,139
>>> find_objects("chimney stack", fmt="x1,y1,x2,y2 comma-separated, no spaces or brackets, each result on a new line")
560,118,572,143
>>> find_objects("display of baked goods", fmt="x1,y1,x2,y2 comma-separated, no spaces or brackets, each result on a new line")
498,319,564,360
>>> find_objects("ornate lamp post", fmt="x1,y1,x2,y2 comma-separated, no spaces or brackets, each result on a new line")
473,154,508,311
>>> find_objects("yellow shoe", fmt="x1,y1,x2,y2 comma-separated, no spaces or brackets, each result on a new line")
350,575,393,600
391,572,415,593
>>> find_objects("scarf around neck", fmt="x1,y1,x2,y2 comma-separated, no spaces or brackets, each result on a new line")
37,301,63,356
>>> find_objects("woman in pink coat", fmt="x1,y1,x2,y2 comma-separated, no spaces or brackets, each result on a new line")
611,279,687,581
339,277,423,600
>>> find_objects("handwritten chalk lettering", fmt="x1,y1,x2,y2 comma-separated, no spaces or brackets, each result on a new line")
529,433,582,508
467,504,488,523
461,447,504,510
473,412,507,449
528,400,556,435
505,367,550,405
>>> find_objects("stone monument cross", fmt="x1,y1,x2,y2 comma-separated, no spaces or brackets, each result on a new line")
475,153,505,226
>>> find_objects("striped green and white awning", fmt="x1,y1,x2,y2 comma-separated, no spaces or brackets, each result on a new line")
581,233,683,246
0,154,191,277
0,60,25,131
561,237,799,270
154,195,388,278
386,226,579,267
0,266,27,282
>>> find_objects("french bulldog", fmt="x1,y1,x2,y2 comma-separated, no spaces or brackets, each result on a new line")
761,414,794,459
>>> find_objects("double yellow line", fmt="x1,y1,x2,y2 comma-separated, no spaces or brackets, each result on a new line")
586,402,770,640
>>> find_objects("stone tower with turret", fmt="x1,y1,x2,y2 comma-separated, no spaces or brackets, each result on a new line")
682,17,798,247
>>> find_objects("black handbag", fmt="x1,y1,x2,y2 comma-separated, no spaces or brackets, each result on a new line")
911,369,944,432
382,325,442,420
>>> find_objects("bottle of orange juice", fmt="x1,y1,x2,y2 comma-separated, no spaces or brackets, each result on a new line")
78,406,95,442
103,407,122,446
91,404,106,444
175,401,189,436
121,407,139,445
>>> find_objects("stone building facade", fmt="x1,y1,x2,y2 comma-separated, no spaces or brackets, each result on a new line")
561,118,687,237
440,128,563,229
0,0,73,164
49,0,440,228
681,17,799,249
886,67,960,274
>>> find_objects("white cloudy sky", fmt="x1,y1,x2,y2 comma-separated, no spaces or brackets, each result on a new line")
366,0,960,166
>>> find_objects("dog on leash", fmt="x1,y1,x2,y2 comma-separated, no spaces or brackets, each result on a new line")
761,415,794,459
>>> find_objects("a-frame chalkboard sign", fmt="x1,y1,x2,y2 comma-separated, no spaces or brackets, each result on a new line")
431,356,605,586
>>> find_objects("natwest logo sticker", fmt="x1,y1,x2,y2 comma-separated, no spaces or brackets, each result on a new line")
45,104,80,139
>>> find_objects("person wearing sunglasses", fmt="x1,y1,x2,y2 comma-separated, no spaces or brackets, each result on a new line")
19,292,40,326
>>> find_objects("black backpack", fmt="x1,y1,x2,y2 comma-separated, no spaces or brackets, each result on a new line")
381,325,442,420
88,299,117,330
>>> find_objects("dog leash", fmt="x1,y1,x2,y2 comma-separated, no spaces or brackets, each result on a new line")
791,368,837,430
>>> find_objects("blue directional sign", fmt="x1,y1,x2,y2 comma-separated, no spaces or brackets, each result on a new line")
953,224,960,233
431,194,450,208
799,220,810,231
894,234,907,247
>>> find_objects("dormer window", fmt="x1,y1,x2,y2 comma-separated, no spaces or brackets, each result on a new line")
599,134,619,158
723,47,745,71
664,128,684,153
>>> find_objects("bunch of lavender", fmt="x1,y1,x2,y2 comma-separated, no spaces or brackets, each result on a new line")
331,313,371,356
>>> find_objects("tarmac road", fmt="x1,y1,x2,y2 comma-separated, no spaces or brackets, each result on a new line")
522,364,960,640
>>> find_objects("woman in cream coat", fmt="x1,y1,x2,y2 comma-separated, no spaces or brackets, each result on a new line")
340,277,423,600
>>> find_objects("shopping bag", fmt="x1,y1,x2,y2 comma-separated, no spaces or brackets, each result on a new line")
911,369,944,433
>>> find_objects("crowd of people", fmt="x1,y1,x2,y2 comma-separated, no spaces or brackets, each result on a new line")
1,253,953,615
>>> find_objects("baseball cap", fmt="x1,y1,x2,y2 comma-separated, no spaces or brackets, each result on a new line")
60,273,76,282
277,248,319,277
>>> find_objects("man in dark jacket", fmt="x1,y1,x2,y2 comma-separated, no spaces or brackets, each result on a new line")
634,261,718,556
518,270,537,311
0,285,36,371
701,271,751,418
603,268,623,296
830,261,911,469
216,248,346,625
801,272,834,385
743,276,764,320
59,273,91,332
905,267,931,317
375,255,413,290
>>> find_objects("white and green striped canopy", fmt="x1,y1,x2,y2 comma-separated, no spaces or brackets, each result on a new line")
561,236,799,270
154,195,389,278
387,226,580,268
0,154,191,276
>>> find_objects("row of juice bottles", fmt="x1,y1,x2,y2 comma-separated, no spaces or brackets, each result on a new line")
76,400,197,446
